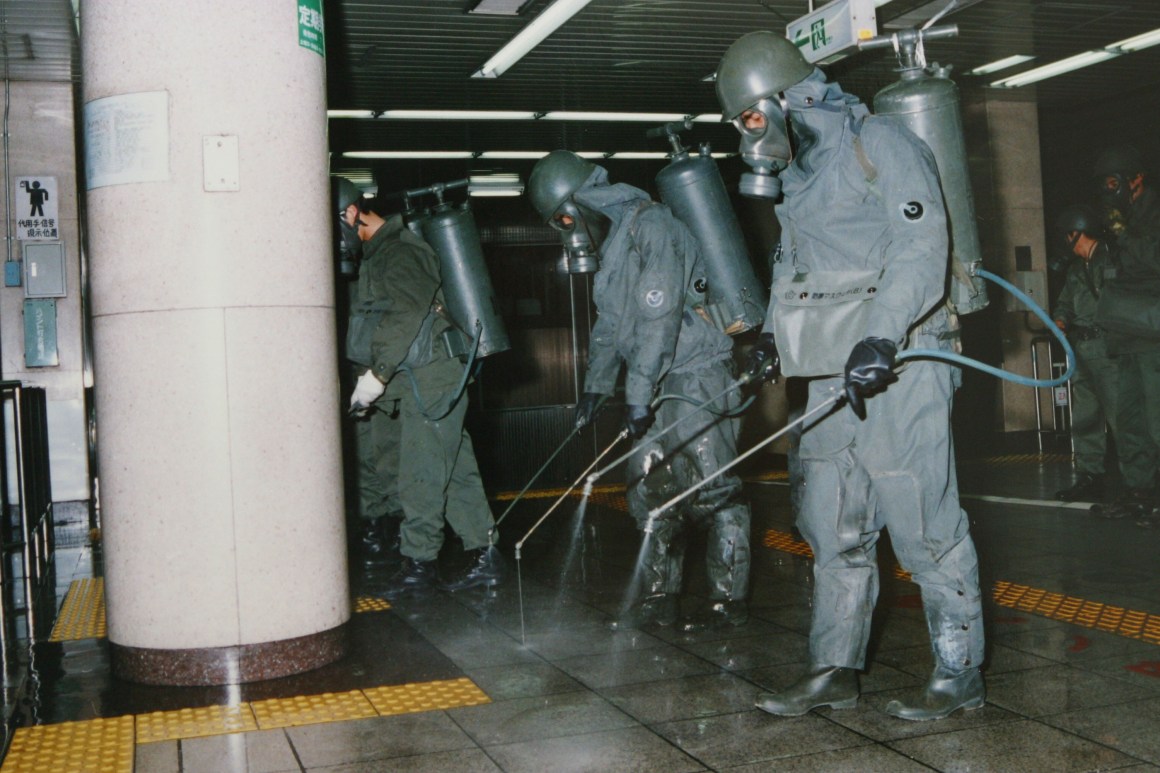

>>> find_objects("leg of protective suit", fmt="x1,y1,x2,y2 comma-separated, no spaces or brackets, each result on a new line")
1115,352,1160,490
1070,340,1115,476
355,400,403,520
441,422,496,551
864,361,985,673
396,392,461,562
798,377,879,669
705,504,751,601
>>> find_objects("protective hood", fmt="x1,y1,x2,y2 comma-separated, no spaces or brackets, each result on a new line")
571,165,652,226
782,69,867,179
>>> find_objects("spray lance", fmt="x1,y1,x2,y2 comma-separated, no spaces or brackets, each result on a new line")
648,266,1077,523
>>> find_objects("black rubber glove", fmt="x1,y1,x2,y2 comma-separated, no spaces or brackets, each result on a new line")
574,392,605,429
843,337,898,420
744,333,781,385
624,404,656,440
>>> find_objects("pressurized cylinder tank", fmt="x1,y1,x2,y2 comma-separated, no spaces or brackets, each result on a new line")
874,65,988,314
656,146,767,334
420,202,511,358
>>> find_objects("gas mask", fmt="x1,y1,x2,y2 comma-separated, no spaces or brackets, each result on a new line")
337,210,363,278
550,198,608,274
1099,172,1143,235
734,96,792,199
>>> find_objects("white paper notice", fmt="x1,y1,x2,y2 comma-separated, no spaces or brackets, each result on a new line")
84,91,170,190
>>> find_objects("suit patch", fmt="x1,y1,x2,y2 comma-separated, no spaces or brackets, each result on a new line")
901,201,924,221
645,289,665,308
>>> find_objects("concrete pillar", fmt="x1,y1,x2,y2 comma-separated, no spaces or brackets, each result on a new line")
81,1,348,684
964,92,1050,433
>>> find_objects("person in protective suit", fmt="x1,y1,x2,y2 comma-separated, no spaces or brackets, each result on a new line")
336,178,502,595
716,31,984,721
1050,205,1119,504
527,151,752,633
333,178,404,568
1090,146,1160,526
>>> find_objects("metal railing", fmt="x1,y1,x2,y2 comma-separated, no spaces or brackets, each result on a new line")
1030,336,1074,453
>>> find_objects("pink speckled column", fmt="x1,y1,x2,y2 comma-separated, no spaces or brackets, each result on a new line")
81,1,350,684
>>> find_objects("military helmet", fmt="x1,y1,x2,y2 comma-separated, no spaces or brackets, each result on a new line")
1092,144,1143,178
528,150,596,222
715,31,813,121
332,176,362,215
1053,204,1100,236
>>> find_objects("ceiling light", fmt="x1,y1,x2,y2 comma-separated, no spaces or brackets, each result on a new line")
1109,27,1160,53
343,151,475,159
477,151,551,159
472,0,594,78
576,152,608,159
378,109,538,120
990,49,1118,88
691,113,723,123
606,152,669,159
467,0,533,15
967,54,1035,76
327,110,375,119
468,173,525,197
541,111,687,122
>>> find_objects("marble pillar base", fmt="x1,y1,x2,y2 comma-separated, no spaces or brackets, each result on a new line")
110,622,348,686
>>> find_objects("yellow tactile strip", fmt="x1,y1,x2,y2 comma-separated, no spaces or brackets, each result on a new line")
762,528,911,583
49,577,106,642
1,715,133,773
48,583,390,643
965,453,1072,465
993,581,1160,646
493,482,626,502
1,677,493,770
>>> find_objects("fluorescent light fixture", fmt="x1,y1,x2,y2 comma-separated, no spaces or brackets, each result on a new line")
606,152,669,159
692,113,723,123
701,72,717,83
472,0,594,78
477,151,551,159
576,151,608,159
541,111,687,122
467,0,532,15
967,54,1035,76
990,49,1118,88
468,173,525,197
343,151,474,159
1110,27,1160,53
378,109,538,120
327,110,375,119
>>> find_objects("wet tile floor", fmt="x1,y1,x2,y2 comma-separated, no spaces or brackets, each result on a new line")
7,451,1160,772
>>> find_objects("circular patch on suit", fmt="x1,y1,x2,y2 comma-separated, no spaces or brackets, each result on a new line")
645,289,665,308
901,201,925,221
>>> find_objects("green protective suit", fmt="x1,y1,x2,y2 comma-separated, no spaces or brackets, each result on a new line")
770,72,982,673
355,215,495,561
573,169,750,602
1053,246,1118,478
1100,188,1160,491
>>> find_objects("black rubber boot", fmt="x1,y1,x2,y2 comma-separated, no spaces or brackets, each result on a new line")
359,517,401,568
441,546,504,592
677,599,749,633
609,593,678,631
1054,473,1103,502
755,665,859,716
382,557,439,598
884,667,985,721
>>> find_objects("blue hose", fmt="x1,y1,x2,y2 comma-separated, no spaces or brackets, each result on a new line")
896,268,1075,388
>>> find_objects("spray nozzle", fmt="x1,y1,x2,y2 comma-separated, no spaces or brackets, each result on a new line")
645,117,694,156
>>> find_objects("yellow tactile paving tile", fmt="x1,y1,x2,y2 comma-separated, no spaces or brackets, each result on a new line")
762,529,912,581
362,677,490,716
0,716,133,773
965,452,1072,465
353,596,392,613
135,703,258,744
994,581,1160,646
748,470,791,481
49,578,106,642
493,482,626,502
249,689,378,730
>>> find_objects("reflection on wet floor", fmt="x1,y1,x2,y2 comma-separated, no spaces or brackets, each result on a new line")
4,449,1160,771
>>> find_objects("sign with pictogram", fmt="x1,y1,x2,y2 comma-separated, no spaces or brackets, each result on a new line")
14,176,58,241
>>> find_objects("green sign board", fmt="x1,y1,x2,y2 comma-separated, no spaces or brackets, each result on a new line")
298,0,325,57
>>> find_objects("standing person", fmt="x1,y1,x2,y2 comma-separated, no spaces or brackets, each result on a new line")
336,178,503,595
716,31,984,720
333,177,403,568
1050,205,1118,504
527,152,752,633
1090,146,1160,526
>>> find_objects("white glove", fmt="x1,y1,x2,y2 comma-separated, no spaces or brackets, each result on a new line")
350,369,385,414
